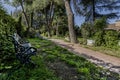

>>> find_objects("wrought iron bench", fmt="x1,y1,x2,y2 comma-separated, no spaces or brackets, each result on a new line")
9,33,37,65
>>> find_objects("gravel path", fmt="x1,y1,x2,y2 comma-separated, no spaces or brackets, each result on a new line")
49,39,120,74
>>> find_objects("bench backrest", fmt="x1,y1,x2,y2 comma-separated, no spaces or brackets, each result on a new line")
9,33,37,64
11,33,32,53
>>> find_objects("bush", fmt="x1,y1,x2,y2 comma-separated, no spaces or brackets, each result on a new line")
15,15,26,37
104,30,119,47
81,22,93,39
93,17,107,46
79,38,87,45
0,8,17,70
94,31,105,46
94,17,107,31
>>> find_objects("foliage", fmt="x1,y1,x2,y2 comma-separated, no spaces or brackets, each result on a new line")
31,39,120,80
32,0,63,10
1,56,60,80
104,30,119,47
79,38,87,45
94,17,107,31
52,5,68,37
94,31,118,47
73,0,120,21
0,7,20,71
32,0,49,10
74,25,81,37
92,18,107,46
15,15,26,37
81,22,93,39
94,31,105,46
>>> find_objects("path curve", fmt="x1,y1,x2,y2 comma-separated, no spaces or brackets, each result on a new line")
49,39,120,74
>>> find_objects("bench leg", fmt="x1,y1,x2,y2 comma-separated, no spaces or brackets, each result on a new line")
16,53,36,67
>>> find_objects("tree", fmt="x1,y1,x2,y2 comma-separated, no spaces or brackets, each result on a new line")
33,0,78,42
5,0,33,36
73,0,120,22
32,0,64,37
52,4,67,36
32,0,53,37
64,0,77,43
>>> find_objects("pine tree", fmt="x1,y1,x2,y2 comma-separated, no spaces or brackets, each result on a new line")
73,0,120,22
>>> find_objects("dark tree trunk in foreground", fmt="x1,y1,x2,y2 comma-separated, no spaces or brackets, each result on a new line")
92,0,95,22
45,8,52,37
44,1,55,37
64,0,77,43
19,0,30,36
30,12,33,28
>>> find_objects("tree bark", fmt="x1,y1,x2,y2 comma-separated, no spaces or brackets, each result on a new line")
45,8,52,37
92,0,95,22
44,1,55,37
19,0,30,36
64,0,77,43
30,12,33,28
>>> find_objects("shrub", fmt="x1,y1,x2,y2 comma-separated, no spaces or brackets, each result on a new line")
94,31,105,46
81,22,93,39
15,15,26,37
94,17,107,31
93,17,107,46
79,38,87,45
104,30,119,47
0,8,17,70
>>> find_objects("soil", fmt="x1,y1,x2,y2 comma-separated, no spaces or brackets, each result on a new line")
45,60,79,80
49,39,120,74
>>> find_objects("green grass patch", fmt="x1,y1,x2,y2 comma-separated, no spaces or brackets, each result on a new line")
78,38,120,58
0,55,60,80
30,38,120,80
83,45,120,58
1,38,120,80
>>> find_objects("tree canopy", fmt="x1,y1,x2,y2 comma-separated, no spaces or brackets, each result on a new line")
73,0,120,22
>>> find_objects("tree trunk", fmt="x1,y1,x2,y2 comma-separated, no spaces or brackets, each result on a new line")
64,0,77,43
45,8,52,37
44,1,55,37
19,1,30,36
30,12,33,28
92,0,95,22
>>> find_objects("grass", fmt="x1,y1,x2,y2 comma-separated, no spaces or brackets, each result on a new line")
1,38,120,80
78,38,120,58
81,44,120,58
0,55,60,80
29,38,120,80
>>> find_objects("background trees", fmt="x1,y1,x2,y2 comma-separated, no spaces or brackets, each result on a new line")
73,0,120,22
5,0,78,43
1,1,120,79
3,0,120,45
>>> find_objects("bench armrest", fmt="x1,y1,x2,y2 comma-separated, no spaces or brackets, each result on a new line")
22,47,37,55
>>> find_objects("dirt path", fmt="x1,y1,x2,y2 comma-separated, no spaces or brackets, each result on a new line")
49,39,120,74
